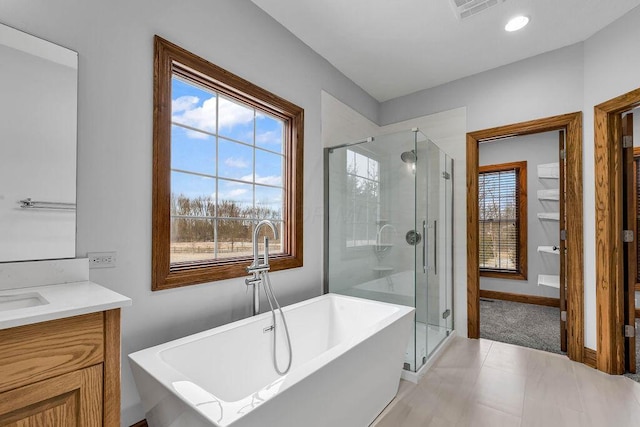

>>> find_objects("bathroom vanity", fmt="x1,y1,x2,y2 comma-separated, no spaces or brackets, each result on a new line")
0,262,131,426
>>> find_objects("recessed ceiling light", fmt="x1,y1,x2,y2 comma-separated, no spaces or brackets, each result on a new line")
505,15,530,32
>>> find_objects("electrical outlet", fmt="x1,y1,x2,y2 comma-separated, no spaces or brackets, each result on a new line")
88,251,117,268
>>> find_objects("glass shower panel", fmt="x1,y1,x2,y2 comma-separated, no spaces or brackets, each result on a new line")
430,144,451,358
325,128,454,374
325,131,418,370
413,131,429,371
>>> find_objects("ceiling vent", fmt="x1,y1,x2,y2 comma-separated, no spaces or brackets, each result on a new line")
450,0,506,20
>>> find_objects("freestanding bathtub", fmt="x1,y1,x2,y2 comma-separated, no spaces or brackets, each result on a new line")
129,293,414,427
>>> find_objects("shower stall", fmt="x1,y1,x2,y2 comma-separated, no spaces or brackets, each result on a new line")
324,129,454,375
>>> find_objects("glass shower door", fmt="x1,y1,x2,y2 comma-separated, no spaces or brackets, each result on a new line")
416,137,453,369
325,130,418,371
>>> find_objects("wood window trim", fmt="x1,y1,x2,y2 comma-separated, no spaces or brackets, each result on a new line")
152,36,304,291
467,112,584,363
478,161,528,281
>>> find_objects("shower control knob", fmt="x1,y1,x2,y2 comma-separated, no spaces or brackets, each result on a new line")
405,230,422,246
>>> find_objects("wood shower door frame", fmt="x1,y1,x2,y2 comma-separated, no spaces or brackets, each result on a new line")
466,112,585,363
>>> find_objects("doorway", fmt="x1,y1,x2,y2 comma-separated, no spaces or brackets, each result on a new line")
477,130,566,354
466,112,585,363
594,90,640,375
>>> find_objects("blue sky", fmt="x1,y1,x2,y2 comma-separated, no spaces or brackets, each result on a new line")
170,77,284,216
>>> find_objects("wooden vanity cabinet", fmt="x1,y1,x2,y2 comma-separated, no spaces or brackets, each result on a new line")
0,309,122,426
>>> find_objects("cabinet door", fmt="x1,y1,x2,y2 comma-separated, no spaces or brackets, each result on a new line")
0,364,102,426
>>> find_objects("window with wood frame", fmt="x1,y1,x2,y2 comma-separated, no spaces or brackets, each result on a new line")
152,36,303,291
478,161,527,280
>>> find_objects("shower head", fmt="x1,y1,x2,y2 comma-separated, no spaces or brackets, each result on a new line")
400,150,417,164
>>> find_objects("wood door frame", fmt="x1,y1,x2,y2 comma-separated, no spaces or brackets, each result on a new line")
594,88,640,374
467,112,584,362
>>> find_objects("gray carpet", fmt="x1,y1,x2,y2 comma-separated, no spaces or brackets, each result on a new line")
623,318,640,383
480,298,564,355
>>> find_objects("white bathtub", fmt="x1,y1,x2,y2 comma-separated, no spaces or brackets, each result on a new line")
129,293,414,427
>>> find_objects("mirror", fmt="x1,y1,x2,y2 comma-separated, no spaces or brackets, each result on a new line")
0,23,77,262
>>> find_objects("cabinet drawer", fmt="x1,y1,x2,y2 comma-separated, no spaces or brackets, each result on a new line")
0,313,104,393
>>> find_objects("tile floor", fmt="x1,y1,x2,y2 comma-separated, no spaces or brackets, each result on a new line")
372,337,640,426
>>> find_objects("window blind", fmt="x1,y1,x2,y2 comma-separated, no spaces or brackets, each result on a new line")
479,168,519,272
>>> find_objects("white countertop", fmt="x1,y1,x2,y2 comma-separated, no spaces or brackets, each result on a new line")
0,281,131,330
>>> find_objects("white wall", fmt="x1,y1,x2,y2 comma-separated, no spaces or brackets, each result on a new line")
0,1,379,424
379,43,584,130
479,131,560,299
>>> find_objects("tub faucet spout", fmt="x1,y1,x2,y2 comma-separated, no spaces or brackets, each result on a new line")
245,220,279,315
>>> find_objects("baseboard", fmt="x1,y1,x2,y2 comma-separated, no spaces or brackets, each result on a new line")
583,347,597,368
130,421,148,427
479,289,560,308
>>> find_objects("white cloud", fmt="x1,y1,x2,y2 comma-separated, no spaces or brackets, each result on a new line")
255,175,282,186
238,174,282,186
224,157,249,169
218,97,254,130
256,130,282,146
172,94,257,140
172,96,199,113
172,95,217,137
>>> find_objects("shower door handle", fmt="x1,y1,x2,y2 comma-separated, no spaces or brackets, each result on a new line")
433,220,437,276
422,220,427,274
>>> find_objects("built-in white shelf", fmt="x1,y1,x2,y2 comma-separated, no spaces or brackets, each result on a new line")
372,266,394,272
537,162,559,179
537,189,560,201
537,245,560,255
537,212,560,221
538,274,560,289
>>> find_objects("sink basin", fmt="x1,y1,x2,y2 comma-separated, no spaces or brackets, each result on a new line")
0,292,48,311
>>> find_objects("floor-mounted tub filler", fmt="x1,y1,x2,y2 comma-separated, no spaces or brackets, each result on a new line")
129,294,414,427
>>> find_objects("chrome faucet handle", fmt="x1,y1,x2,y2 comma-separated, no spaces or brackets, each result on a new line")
245,276,261,286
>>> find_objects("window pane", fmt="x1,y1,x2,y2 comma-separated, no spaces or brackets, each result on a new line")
256,114,283,153
478,167,519,272
171,77,216,134
218,179,253,212
217,219,253,258
218,96,254,144
218,138,253,181
354,152,368,178
170,217,215,264
171,171,216,204
255,149,283,187
171,125,215,175
254,185,283,220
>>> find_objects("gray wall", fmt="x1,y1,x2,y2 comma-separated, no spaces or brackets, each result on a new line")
479,131,560,299
379,43,584,130
0,1,379,424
